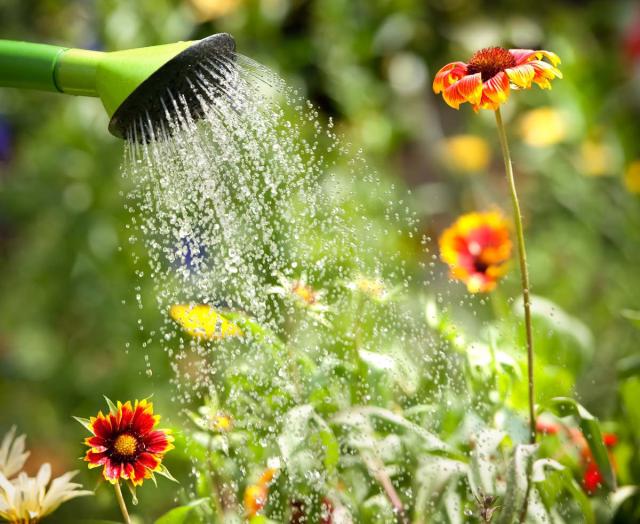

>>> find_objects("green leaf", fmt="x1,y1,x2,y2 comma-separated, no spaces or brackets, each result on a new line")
73,416,93,432
621,378,640,442
73,521,123,524
495,444,537,524
278,405,339,486
334,406,452,455
621,309,640,329
103,396,118,414
558,468,595,524
617,354,640,378
548,397,616,492
154,498,208,524
156,463,179,483
468,429,507,498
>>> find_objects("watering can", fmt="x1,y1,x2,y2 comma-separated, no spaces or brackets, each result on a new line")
0,34,235,139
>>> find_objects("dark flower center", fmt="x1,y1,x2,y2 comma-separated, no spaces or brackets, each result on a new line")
473,258,489,274
113,433,138,457
467,47,516,81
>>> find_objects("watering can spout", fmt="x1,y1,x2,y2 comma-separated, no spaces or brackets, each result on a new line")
0,34,236,140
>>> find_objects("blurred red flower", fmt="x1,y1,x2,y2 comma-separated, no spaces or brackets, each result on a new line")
439,211,512,293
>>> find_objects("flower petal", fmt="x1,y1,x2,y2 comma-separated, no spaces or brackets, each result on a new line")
509,49,561,67
454,73,483,105
442,82,467,109
137,452,161,471
478,71,510,109
433,61,468,93
505,64,536,88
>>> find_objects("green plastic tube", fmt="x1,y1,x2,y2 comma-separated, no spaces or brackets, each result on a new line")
0,40,68,92
0,40,103,97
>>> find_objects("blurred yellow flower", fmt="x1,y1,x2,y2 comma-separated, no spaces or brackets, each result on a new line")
624,160,640,193
439,134,491,173
187,0,243,21
579,139,619,177
170,304,242,339
210,414,233,432
268,274,330,324
518,107,567,147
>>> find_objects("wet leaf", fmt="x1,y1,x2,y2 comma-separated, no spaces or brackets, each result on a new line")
154,498,208,524
548,397,616,491
495,443,537,524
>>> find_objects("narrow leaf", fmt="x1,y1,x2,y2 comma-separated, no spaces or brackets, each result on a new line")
549,397,616,491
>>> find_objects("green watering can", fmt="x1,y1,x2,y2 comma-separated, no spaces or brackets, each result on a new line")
0,33,235,139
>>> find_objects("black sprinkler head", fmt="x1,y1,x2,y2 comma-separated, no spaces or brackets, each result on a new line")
108,33,236,141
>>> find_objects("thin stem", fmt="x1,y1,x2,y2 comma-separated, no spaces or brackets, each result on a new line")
494,107,536,521
494,107,536,445
113,481,132,524
361,451,409,524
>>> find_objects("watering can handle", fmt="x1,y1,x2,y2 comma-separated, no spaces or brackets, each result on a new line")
0,40,69,92
0,40,102,97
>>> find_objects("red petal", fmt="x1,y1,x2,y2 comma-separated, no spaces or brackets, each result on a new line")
442,82,466,109
104,460,124,482
143,430,171,453
91,415,113,439
433,61,468,93
131,461,150,486
138,452,161,470
85,436,108,449
124,463,135,480
509,48,538,65
118,402,135,429
479,71,510,109
131,401,157,434
509,48,561,66
455,73,482,105
85,450,108,465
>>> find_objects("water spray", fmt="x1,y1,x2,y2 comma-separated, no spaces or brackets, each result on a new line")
0,33,235,139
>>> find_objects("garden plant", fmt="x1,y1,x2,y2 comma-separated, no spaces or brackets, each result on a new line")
1,1,639,523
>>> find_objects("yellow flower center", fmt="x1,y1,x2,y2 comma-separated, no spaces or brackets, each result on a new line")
114,433,138,456
292,282,316,304
467,47,516,81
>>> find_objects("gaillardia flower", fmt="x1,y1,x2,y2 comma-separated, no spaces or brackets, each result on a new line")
439,211,512,293
433,47,562,111
170,304,242,340
79,399,174,486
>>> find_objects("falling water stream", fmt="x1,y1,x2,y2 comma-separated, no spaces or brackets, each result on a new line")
121,51,469,519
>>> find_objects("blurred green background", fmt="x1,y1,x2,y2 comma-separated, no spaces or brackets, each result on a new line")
1,0,639,521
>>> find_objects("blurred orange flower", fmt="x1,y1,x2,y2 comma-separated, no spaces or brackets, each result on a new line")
439,211,512,293
433,47,561,111
244,467,277,517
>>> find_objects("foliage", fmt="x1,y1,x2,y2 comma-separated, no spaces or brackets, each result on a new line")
1,0,639,522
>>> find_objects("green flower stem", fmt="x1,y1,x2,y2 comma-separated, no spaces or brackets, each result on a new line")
361,450,409,524
113,481,132,524
495,107,536,520
494,107,536,445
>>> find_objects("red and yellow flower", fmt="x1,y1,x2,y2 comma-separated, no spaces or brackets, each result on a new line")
439,211,512,293
80,399,174,486
433,47,562,111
